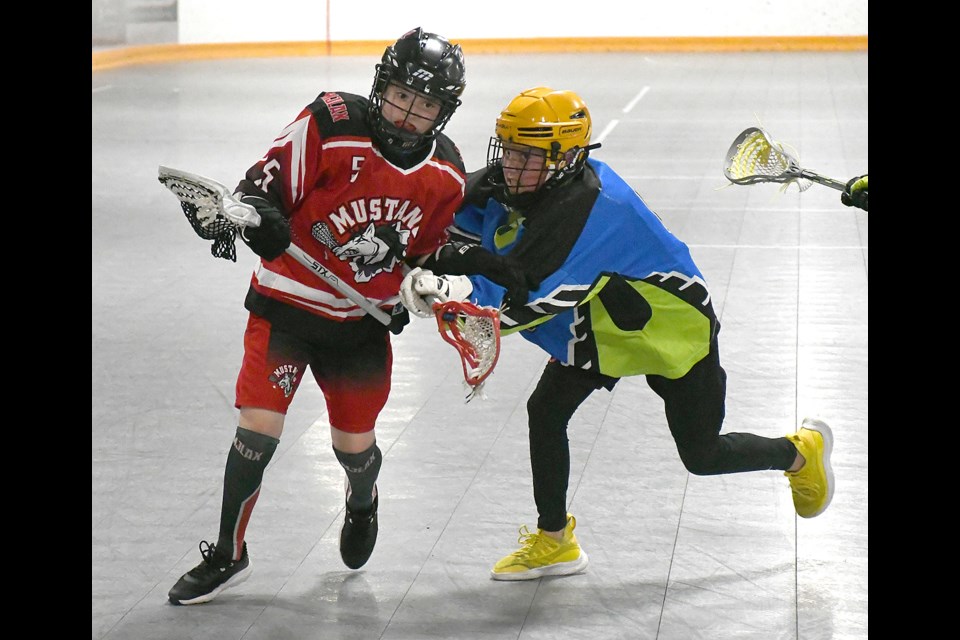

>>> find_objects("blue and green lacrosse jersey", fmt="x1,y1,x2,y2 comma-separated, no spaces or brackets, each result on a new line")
455,159,716,379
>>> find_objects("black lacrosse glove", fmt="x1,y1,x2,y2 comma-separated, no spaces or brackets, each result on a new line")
490,253,539,308
840,174,868,212
388,303,410,335
239,195,291,260
433,241,538,307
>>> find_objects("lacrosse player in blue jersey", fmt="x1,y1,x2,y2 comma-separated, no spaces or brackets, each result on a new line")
401,87,835,581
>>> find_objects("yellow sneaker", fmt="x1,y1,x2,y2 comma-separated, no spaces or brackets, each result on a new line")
785,418,835,518
490,514,589,581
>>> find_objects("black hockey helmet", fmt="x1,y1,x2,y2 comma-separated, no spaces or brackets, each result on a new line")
369,27,466,153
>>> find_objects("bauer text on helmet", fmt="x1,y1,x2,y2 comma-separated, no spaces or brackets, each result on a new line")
487,87,597,206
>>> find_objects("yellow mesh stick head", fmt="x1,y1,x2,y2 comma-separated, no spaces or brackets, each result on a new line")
723,127,797,184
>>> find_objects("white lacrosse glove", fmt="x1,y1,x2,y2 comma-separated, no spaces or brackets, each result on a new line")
399,267,474,319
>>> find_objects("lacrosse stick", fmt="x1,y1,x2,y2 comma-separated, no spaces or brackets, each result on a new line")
433,299,501,403
157,165,394,326
723,127,848,192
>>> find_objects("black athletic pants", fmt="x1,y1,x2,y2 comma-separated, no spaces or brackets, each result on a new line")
526,336,798,532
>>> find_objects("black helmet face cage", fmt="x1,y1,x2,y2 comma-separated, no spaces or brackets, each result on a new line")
486,138,553,209
487,138,550,195
370,67,460,151
487,135,591,208
369,29,465,153
380,83,443,136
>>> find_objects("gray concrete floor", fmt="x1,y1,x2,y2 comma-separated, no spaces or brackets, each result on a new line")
92,50,868,640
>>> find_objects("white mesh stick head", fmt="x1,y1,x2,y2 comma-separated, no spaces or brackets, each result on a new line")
433,300,501,402
158,165,259,261
458,314,499,383
159,170,224,228
158,166,261,228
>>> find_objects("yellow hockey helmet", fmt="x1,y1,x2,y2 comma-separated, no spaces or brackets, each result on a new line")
495,87,592,156
487,87,597,206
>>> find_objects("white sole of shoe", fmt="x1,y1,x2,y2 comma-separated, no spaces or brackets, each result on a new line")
490,550,589,581
172,564,253,605
800,417,835,518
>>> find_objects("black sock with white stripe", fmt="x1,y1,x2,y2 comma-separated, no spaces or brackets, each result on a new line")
216,427,279,560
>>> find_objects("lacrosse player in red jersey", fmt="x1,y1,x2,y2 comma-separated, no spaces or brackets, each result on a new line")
168,27,468,606
401,87,835,581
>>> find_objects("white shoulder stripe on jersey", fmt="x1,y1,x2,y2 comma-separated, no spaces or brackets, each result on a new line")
322,138,464,190
322,140,374,151
427,159,466,193
270,115,311,204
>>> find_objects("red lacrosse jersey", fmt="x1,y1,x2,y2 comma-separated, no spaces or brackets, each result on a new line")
235,91,466,323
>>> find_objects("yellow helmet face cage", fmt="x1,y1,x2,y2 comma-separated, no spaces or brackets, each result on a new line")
494,87,592,166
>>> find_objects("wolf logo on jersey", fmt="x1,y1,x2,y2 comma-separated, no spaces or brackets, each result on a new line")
333,221,412,282
268,364,299,398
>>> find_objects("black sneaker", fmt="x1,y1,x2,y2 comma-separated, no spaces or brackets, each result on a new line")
340,494,378,569
168,541,252,605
